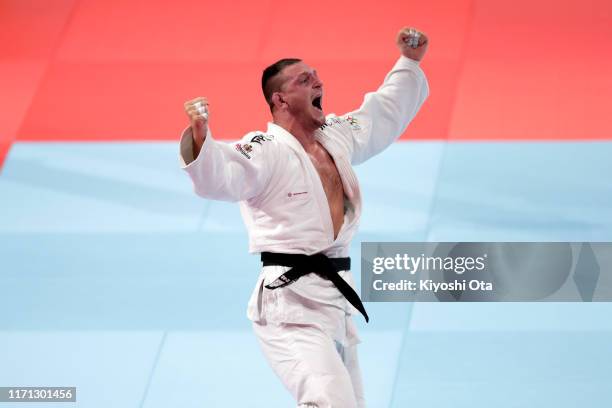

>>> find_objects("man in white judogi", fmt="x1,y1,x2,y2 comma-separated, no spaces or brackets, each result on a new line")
179,27,429,407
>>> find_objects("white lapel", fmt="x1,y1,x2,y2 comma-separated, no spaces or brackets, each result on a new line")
267,122,335,242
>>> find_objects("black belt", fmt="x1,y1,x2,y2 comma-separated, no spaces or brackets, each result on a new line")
261,252,369,323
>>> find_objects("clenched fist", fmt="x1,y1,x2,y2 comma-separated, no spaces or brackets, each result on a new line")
184,97,209,157
396,27,429,62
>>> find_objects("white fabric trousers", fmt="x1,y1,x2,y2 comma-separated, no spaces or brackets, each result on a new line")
253,320,366,408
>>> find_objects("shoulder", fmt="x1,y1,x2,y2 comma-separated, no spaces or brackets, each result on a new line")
232,131,280,161
320,113,364,133
318,113,366,156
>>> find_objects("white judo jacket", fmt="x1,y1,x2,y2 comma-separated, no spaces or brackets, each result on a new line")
179,56,428,340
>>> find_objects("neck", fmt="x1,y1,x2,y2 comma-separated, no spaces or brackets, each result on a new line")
272,113,318,150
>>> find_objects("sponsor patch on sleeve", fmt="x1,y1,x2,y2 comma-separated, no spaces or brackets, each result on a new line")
234,133,274,159
235,143,253,159
249,133,274,145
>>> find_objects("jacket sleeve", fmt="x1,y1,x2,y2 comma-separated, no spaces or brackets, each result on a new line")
340,56,429,165
178,126,277,202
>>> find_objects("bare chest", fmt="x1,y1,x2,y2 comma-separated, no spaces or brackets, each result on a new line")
308,147,343,195
307,143,346,238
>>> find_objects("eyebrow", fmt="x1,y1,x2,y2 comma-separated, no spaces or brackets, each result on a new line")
295,72,309,82
294,70,317,82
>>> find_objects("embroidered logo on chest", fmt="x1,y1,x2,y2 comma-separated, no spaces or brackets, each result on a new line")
319,116,361,131
287,191,308,198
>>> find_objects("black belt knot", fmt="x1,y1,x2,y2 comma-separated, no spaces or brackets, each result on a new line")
261,251,369,323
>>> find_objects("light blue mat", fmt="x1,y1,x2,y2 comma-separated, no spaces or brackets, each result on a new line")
1,141,611,407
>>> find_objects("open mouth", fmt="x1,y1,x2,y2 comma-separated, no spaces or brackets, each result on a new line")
312,96,323,110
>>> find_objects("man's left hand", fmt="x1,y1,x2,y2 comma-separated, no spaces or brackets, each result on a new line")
396,27,429,62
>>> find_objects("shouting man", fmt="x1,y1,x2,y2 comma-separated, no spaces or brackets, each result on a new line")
179,27,429,408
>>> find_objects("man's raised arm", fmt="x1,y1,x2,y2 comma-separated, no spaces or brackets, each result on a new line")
179,97,278,202
183,97,209,162
340,27,430,165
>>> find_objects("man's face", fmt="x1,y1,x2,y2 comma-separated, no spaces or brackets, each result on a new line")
277,62,325,128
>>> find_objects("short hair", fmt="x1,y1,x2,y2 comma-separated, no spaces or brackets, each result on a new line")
261,58,302,110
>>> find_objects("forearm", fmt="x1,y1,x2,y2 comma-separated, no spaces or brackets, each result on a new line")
349,56,429,164
192,132,204,162
179,127,229,199
178,128,275,202
377,56,428,129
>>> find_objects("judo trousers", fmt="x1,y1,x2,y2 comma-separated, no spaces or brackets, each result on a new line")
253,320,366,408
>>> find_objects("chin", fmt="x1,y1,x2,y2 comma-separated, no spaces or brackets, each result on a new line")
313,111,326,127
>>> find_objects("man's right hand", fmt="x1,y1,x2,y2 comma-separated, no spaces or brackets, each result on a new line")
184,97,209,156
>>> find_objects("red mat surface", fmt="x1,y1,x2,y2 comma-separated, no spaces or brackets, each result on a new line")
1,0,612,165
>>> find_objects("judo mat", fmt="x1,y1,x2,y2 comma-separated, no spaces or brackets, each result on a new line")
1,0,612,407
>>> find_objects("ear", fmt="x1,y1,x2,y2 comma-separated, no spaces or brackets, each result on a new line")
271,92,286,111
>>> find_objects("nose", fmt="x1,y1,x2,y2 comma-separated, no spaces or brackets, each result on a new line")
313,75,323,89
